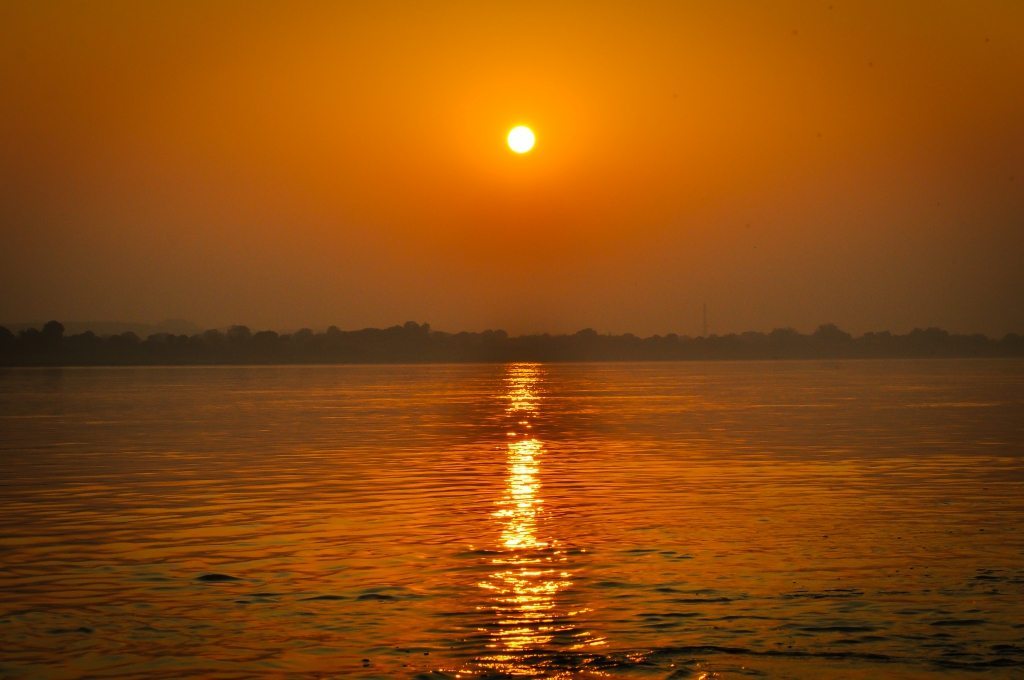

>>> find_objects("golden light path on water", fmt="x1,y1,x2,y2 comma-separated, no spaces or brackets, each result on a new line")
472,363,607,677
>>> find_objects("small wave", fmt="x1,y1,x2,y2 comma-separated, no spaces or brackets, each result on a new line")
195,573,241,582
930,619,987,627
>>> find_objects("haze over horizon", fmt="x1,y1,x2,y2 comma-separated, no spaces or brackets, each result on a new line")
2,1,1022,337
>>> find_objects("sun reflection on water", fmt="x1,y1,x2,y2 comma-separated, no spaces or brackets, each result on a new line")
472,363,605,677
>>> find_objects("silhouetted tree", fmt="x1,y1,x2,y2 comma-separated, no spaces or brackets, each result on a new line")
42,320,65,341
813,323,852,343
227,325,252,343
202,329,225,345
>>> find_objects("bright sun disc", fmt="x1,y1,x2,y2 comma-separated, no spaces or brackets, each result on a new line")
507,125,535,154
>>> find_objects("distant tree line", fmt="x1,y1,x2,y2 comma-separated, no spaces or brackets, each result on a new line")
1,320,1022,366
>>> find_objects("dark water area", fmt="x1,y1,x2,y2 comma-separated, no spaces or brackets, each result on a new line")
1,360,1022,678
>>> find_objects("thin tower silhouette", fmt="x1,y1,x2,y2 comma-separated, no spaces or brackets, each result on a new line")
702,303,708,338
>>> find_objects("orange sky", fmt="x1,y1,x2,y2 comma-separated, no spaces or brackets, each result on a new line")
2,1,1022,335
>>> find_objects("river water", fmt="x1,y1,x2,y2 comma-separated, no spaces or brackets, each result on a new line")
1,360,1022,678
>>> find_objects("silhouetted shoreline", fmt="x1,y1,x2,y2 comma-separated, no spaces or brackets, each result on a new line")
2,321,1022,366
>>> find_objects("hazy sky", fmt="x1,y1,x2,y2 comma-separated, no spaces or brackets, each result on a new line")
2,1,1022,336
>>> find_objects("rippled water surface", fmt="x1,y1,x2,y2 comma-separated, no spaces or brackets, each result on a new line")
1,360,1023,679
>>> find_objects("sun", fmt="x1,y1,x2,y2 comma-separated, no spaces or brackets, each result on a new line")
507,125,535,154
